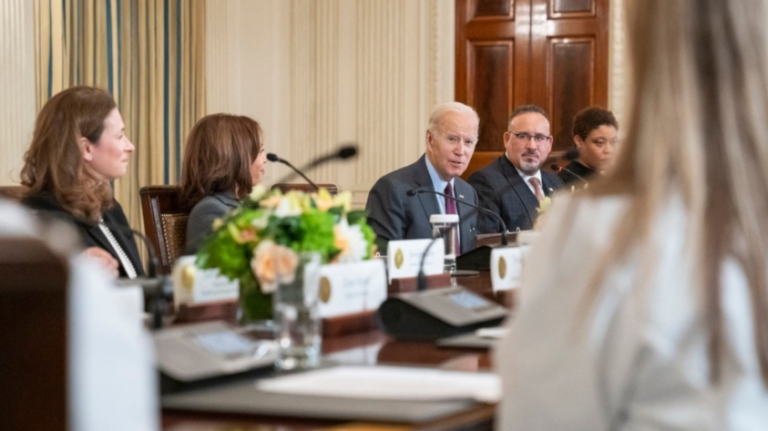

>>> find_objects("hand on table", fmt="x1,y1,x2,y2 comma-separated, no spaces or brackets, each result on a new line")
82,247,119,278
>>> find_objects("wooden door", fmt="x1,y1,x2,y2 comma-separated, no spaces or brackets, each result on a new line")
456,0,610,177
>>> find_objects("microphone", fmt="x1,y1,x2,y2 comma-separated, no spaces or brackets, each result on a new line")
302,144,358,170
544,147,580,164
563,148,580,161
272,144,359,186
124,229,173,329
550,163,589,185
416,237,443,291
406,188,509,246
267,153,320,191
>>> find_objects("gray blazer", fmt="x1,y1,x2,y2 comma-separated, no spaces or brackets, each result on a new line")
185,192,239,255
467,156,564,233
365,155,478,254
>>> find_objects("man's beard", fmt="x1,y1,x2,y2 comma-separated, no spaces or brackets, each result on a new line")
519,158,541,175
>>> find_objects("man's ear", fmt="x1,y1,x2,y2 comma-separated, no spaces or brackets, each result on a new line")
425,130,434,149
80,137,94,162
574,136,584,149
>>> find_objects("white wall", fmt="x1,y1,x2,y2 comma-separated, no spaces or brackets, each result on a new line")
609,0,627,124
0,0,37,185
206,0,456,207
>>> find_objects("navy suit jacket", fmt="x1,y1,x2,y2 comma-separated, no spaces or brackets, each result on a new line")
468,156,564,233
366,155,478,254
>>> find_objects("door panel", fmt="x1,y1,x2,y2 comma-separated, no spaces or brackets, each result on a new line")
469,42,514,152
456,0,609,175
548,38,594,150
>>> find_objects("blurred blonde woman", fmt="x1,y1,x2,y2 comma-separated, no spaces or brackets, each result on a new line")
496,0,768,429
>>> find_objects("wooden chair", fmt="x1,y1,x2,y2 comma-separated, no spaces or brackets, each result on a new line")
139,185,188,275
0,185,28,202
272,183,339,196
0,237,68,431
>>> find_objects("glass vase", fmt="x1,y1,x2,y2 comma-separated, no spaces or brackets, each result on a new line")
238,274,273,324
273,252,322,370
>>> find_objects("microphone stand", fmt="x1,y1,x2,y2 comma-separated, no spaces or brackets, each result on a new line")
416,237,443,291
126,229,172,329
407,189,509,246
271,145,358,186
550,163,589,185
268,153,320,190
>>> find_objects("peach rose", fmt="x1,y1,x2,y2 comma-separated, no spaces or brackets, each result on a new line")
251,240,299,293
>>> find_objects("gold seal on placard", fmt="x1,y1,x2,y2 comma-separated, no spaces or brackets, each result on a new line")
319,276,332,303
499,256,507,279
394,248,404,269
181,264,196,291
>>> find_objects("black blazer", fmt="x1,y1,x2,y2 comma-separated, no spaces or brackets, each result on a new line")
558,160,597,187
365,155,478,254
467,156,564,233
22,191,145,278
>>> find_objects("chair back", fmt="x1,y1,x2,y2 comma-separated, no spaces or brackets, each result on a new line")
272,183,338,196
139,186,188,274
0,185,29,202
0,237,68,431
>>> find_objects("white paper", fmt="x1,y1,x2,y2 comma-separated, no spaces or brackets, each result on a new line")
172,256,239,308
317,260,387,317
256,365,501,403
476,327,508,339
491,246,530,292
386,239,444,282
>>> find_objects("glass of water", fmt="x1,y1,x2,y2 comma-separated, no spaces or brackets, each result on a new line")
273,252,322,370
430,214,459,272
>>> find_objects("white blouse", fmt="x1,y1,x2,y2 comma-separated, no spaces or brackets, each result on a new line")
494,192,768,430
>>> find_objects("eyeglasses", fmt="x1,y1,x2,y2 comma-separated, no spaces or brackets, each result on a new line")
511,132,551,143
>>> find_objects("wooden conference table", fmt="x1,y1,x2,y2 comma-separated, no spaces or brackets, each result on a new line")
162,271,510,431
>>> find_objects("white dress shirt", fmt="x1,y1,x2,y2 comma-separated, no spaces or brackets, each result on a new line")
494,192,768,430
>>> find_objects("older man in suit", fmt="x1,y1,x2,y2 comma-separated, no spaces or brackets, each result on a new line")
468,104,564,233
366,102,479,254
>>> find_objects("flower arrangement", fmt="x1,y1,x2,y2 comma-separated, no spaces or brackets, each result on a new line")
195,185,377,321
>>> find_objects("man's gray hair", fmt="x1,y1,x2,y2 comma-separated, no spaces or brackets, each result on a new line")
427,102,479,133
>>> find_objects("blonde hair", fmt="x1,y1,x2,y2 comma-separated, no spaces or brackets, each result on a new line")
582,0,768,384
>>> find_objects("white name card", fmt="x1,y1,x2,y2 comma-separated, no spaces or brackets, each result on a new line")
490,246,530,292
386,239,444,283
172,256,240,308
316,260,387,318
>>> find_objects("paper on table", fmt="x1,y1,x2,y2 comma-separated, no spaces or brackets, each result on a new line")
476,327,508,339
256,365,501,403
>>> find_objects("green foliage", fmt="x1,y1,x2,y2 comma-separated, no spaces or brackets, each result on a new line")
194,188,376,322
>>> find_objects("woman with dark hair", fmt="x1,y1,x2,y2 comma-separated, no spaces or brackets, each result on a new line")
496,0,768,428
21,86,143,279
181,114,267,254
558,106,619,187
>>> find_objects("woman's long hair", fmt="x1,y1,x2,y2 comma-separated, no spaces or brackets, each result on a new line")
21,86,116,223
579,0,768,385
180,114,263,208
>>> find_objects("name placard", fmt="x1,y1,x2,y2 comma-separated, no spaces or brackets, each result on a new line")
316,260,387,318
386,239,444,282
172,256,240,308
490,246,530,292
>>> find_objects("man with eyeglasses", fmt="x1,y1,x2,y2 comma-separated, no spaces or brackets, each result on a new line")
468,104,564,234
